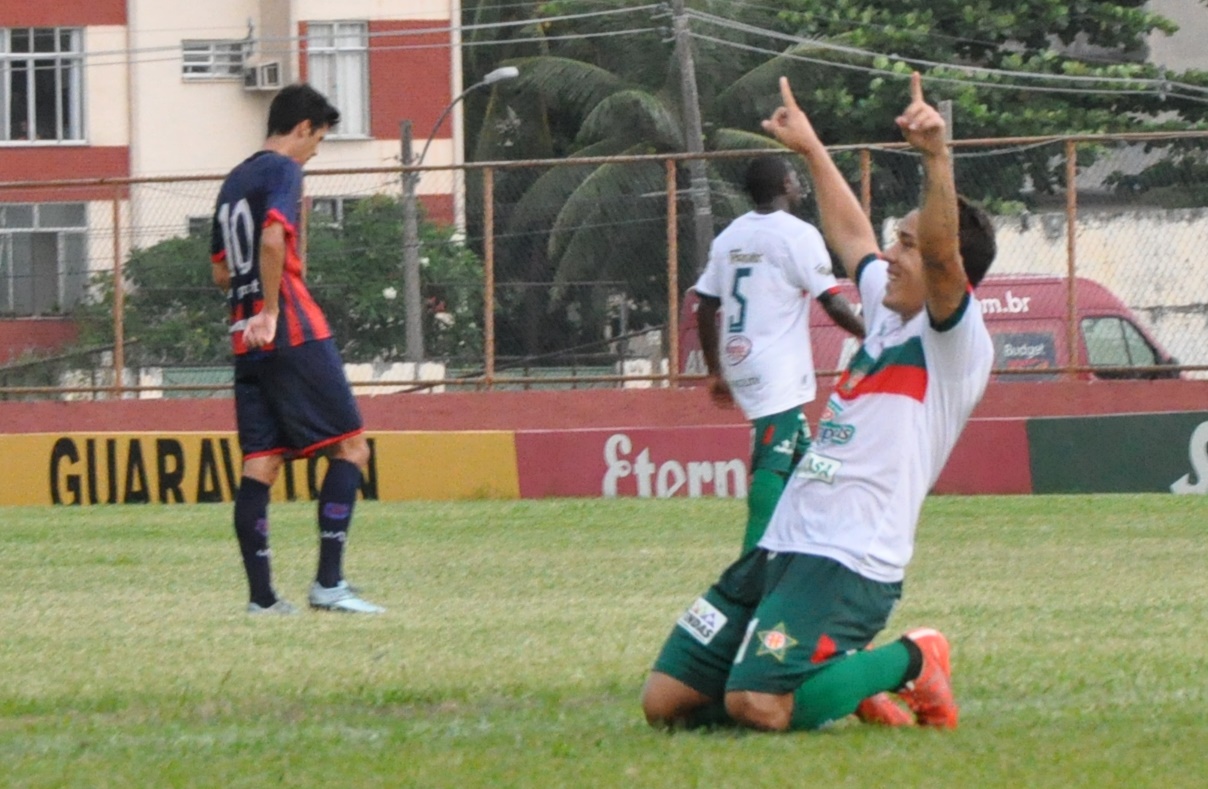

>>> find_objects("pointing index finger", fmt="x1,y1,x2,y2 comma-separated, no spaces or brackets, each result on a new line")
778,76,800,110
909,71,924,104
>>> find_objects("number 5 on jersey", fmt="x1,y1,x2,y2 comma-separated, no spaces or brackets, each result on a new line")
727,266,752,332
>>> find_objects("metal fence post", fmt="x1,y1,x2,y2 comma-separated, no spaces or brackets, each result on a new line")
401,120,425,366
666,158,679,388
1065,138,1079,380
483,166,495,389
111,187,124,400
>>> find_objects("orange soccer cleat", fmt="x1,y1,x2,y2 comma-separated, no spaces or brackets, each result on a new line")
898,628,959,728
854,692,915,726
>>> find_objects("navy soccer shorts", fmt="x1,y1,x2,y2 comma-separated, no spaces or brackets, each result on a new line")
234,338,364,460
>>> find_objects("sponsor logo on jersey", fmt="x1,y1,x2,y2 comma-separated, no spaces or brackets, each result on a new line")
724,335,752,365
729,250,762,264
756,622,798,662
678,597,728,645
796,450,841,484
817,420,855,445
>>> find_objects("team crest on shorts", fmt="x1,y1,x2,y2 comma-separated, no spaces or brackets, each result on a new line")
725,336,753,365
677,597,728,645
756,622,798,662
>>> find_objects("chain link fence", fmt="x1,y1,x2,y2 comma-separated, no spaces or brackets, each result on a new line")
2,131,1207,399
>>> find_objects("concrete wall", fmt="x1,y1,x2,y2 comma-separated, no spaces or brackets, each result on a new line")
5,382,1208,503
1148,0,1208,72
991,207,1208,369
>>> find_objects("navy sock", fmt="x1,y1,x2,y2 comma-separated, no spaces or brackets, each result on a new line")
234,477,274,607
316,458,362,588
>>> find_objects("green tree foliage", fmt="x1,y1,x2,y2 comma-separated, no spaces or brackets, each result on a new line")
75,234,227,366
306,196,484,364
461,0,1208,359
76,197,483,367
463,1,792,359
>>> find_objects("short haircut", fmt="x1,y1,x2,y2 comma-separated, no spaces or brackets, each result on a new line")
744,156,791,205
266,83,341,137
957,195,996,287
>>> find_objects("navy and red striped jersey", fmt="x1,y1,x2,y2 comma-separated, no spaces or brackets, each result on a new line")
210,150,331,355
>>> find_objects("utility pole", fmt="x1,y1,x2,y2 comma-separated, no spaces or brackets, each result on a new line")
938,99,953,142
670,0,713,273
400,120,424,364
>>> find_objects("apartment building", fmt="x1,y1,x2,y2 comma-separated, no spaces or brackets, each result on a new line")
0,0,460,359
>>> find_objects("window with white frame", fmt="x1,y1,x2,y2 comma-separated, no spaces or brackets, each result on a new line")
0,28,84,143
187,216,212,237
310,196,364,228
0,202,88,316
182,40,246,80
306,21,369,137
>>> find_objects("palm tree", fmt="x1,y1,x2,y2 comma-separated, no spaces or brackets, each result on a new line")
462,2,802,361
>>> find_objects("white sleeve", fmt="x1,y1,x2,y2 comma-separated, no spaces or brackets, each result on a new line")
783,223,838,297
693,239,723,298
923,293,995,385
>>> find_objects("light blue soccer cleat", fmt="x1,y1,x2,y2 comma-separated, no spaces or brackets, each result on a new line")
308,580,385,613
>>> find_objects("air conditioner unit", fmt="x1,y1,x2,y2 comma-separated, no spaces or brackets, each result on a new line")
242,61,281,91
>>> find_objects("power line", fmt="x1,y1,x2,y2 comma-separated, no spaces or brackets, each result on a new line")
686,31,1208,106
74,4,662,65
710,0,1176,69
688,9,1208,97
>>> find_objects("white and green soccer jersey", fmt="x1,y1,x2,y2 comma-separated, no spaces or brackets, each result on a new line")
759,255,994,583
693,210,840,420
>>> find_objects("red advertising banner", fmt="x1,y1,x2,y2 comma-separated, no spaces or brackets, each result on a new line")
514,426,751,499
933,418,1032,494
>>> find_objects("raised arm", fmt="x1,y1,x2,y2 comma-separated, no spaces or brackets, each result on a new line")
895,72,966,324
762,77,880,277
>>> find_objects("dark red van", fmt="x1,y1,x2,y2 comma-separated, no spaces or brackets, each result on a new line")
679,275,1179,381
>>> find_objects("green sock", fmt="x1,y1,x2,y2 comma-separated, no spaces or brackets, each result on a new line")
789,641,912,731
742,469,786,553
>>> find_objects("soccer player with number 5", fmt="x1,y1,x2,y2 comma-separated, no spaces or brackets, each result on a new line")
693,155,864,555
210,83,384,615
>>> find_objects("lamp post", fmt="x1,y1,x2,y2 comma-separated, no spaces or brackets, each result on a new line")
401,65,519,364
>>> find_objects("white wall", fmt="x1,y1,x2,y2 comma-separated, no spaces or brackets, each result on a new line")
292,0,454,21
85,26,130,147
127,0,267,178
1148,0,1208,72
992,208,1208,368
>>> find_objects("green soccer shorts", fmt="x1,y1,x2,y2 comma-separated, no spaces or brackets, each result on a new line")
651,551,901,699
750,407,810,476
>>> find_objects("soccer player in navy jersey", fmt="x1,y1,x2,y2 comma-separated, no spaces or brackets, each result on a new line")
210,83,383,614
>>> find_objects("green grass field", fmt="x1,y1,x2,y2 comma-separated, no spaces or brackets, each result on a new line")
2,495,1206,788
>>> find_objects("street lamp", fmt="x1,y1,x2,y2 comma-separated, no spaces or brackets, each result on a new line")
401,65,519,364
